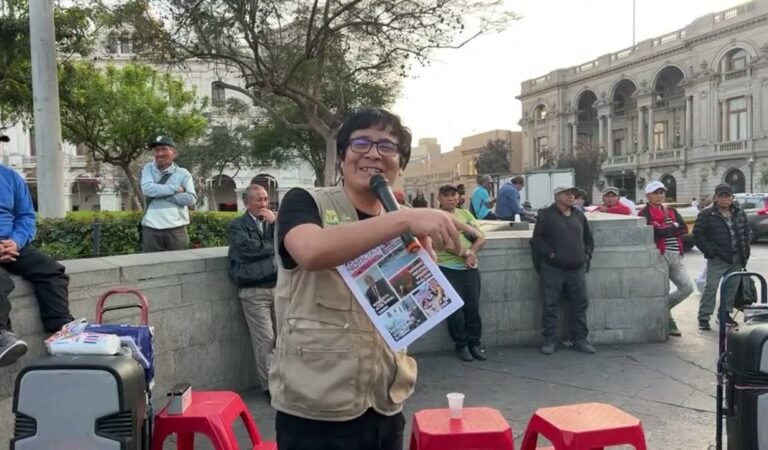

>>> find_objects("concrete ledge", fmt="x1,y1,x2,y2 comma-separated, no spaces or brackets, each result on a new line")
0,212,668,439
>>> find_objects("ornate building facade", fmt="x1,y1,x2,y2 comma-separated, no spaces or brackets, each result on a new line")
518,0,768,201
0,31,315,212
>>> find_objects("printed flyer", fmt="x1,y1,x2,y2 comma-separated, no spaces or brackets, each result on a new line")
337,238,464,351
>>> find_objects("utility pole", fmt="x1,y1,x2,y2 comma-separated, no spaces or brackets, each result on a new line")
29,0,66,217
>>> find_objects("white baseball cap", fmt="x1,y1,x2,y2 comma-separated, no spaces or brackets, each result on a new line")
644,181,667,194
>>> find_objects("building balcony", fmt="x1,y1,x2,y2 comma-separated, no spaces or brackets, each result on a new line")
65,155,88,167
604,154,637,168
22,156,36,168
715,140,749,153
649,149,682,162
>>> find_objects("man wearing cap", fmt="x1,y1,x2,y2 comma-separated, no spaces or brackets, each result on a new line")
140,135,197,252
436,184,488,362
470,175,497,220
0,133,73,367
597,187,632,215
531,185,596,355
639,180,693,337
693,183,751,330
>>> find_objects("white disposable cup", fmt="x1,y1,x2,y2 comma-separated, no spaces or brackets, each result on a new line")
514,214,521,222
447,392,465,419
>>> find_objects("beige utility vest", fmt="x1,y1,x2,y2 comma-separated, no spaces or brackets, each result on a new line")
268,186,418,421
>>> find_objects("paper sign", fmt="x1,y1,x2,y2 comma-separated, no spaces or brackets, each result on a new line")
337,238,464,351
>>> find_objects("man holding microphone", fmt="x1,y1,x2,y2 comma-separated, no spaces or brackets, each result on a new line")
270,108,463,450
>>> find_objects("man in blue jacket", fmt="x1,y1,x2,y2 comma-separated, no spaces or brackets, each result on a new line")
140,135,197,252
0,134,73,367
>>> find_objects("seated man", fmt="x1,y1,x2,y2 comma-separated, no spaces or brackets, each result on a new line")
597,187,632,215
227,184,278,396
0,136,73,366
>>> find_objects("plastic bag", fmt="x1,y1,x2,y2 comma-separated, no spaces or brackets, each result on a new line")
45,318,121,356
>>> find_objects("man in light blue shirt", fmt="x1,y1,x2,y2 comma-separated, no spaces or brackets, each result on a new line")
496,176,526,220
470,175,497,220
140,135,197,252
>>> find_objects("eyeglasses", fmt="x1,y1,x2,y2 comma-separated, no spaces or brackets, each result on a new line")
348,138,400,157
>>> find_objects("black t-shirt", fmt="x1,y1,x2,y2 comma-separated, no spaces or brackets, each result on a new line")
277,188,373,270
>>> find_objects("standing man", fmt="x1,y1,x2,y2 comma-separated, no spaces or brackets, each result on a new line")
496,176,526,221
270,108,462,450
597,187,632,215
227,184,278,397
531,185,596,355
470,174,497,220
693,184,751,330
140,135,197,252
0,134,73,367
639,181,693,337
436,184,487,362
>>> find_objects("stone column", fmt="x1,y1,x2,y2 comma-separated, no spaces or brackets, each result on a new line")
235,188,246,212
685,96,693,147
598,116,604,150
637,107,645,151
721,101,728,142
606,114,613,156
747,94,753,139
647,107,655,151
572,122,578,152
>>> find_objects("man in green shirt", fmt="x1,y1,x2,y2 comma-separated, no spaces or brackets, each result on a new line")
436,184,488,361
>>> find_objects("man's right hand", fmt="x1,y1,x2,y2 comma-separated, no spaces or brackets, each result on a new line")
400,208,461,252
176,185,185,193
0,240,20,263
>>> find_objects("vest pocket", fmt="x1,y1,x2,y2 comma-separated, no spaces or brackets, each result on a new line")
283,328,362,412
388,353,417,405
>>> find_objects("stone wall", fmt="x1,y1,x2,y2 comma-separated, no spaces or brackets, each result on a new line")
0,212,667,438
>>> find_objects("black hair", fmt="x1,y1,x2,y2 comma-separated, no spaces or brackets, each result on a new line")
511,176,524,185
336,107,412,169
439,185,458,195
619,189,628,197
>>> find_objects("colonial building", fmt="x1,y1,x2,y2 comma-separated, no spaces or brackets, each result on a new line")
397,130,522,207
518,0,768,202
0,31,315,212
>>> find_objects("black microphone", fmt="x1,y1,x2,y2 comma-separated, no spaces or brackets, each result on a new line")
369,175,421,252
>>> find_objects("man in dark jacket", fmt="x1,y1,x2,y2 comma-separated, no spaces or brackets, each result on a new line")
639,181,693,337
693,183,752,330
228,184,278,396
531,185,596,355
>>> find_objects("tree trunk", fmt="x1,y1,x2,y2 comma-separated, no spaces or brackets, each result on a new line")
120,163,143,210
323,136,337,187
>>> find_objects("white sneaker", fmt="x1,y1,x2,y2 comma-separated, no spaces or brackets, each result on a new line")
0,330,28,367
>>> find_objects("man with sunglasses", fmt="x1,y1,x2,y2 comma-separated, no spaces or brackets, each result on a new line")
270,108,463,450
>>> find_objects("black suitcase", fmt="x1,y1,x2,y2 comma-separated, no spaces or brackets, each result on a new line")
11,355,147,450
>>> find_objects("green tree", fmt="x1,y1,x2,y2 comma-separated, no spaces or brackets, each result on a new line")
474,139,512,175
103,0,516,185
58,62,208,209
0,0,94,129
556,144,605,194
176,97,292,207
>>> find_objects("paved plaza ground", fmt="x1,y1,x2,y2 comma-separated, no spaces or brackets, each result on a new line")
169,244,768,449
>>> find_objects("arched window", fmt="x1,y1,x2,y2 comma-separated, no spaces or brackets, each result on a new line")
724,48,748,72
212,82,226,106
106,32,118,54
534,105,547,121
724,168,746,194
120,31,132,54
660,174,677,202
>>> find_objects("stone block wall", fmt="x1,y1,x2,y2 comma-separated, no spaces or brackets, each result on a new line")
0,212,668,438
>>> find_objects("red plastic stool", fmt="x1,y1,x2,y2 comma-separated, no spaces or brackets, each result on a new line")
151,390,276,450
409,407,515,450
520,403,647,450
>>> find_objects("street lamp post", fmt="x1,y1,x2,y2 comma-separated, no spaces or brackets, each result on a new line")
29,0,66,218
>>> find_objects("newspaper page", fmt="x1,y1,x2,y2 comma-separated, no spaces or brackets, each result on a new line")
337,238,464,351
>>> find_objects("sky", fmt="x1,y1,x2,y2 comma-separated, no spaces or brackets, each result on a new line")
392,0,743,151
